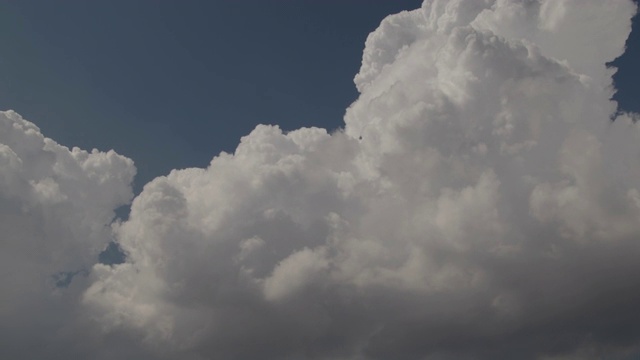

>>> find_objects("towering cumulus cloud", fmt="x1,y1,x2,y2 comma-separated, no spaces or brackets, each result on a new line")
2,0,639,359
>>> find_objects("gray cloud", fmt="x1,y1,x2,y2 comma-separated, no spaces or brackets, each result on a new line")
2,0,640,359
0,110,135,358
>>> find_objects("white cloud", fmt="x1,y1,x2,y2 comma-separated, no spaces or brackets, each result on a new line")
0,110,135,358
2,0,640,359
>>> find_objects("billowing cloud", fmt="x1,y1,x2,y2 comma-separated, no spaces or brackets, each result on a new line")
0,111,135,358
2,0,640,359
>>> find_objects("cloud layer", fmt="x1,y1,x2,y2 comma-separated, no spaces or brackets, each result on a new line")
2,0,640,359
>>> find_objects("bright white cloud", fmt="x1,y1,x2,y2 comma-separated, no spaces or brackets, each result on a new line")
2,0,640,359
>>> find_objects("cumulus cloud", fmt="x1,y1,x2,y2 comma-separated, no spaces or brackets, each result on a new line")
2,0,640,359
0,111,135,358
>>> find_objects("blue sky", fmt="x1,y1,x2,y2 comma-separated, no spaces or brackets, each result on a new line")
0,0,425,192
1,1,636,193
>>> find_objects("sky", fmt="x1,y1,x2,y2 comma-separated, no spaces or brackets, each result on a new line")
1,1,638,192
0,0,423,192
1,1,640,359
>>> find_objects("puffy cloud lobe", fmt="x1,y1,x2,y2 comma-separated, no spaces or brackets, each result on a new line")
0,111,135,358
3,0,640,359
